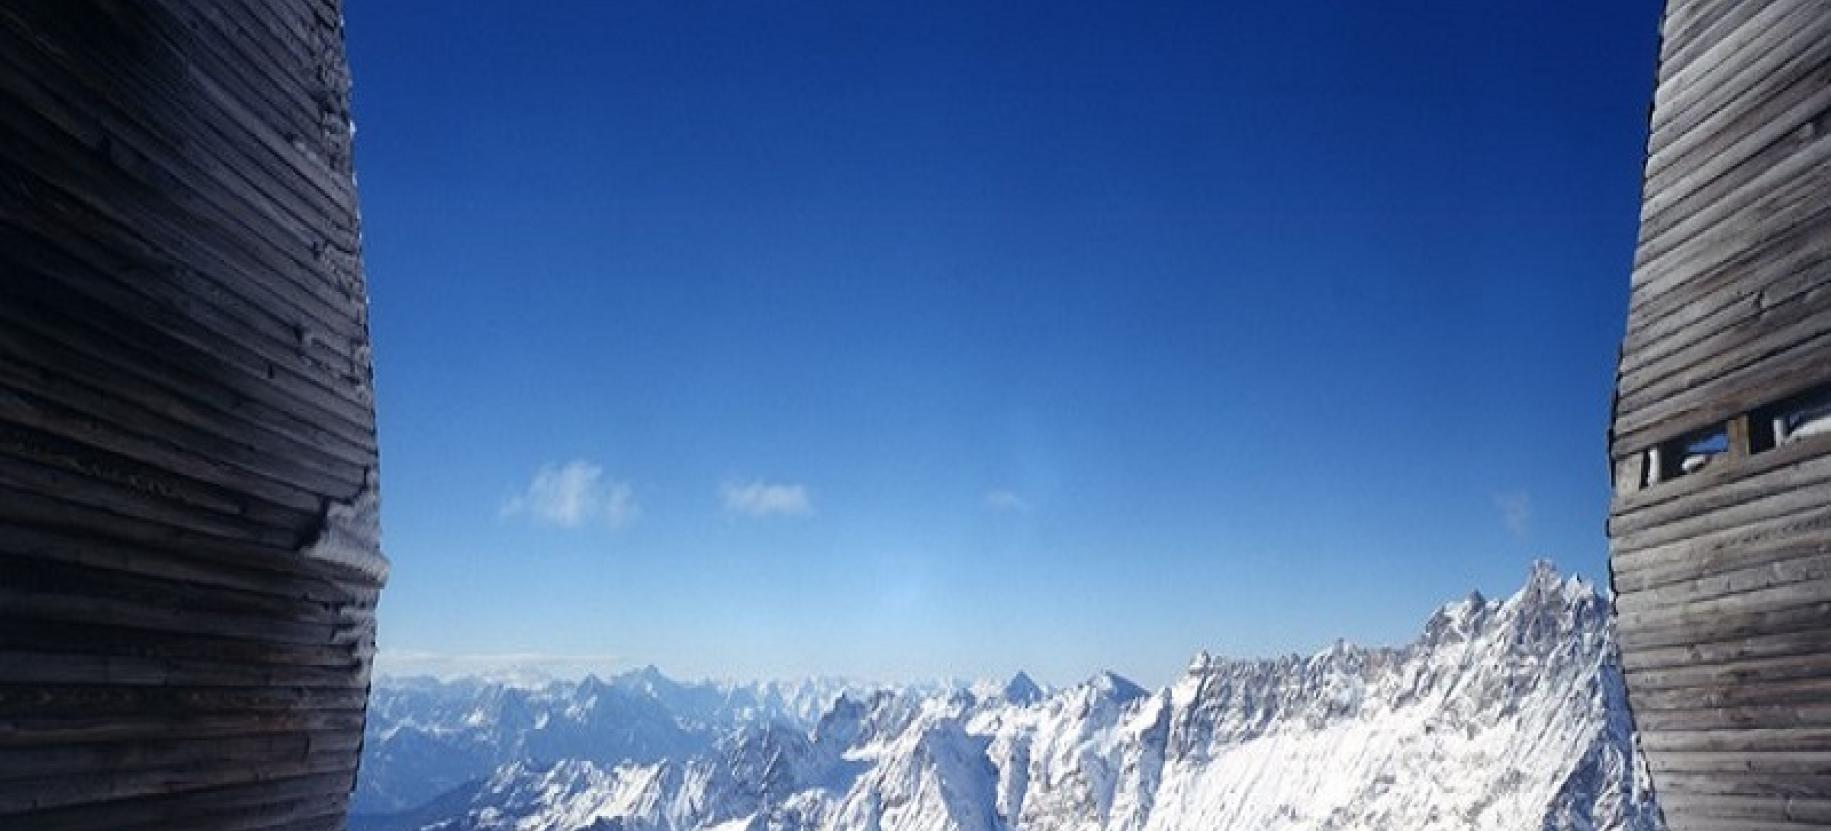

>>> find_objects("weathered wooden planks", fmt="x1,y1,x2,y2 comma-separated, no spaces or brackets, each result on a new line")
1611,1,1831,828
0,0,385,828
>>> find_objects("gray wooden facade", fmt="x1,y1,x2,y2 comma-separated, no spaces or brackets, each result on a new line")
0,1,385,828
1609,0,1831,828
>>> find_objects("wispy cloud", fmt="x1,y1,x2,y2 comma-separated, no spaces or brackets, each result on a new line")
983,489,1030,513
721,479,812,518
1494,490,1531,539
501,460,639,529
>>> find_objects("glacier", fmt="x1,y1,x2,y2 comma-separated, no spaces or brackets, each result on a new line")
352,562,1663,831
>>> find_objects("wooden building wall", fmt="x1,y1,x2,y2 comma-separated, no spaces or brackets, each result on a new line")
1609,0,1831,828
0,1,386,829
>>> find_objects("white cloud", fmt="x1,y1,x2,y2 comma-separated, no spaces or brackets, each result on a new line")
501,460,640,529
983,489,1030,513
721,479,812,518
1495,491,1531,539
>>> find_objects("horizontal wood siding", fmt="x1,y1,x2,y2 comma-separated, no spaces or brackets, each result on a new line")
1611,0,1831,828
0,1,385,829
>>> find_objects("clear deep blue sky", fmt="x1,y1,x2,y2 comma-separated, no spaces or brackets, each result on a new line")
347,1,1663,687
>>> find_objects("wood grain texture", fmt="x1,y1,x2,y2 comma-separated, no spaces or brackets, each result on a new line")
0,0,384,827
1611,1,1831,828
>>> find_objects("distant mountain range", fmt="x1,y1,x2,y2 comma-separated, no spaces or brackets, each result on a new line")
352,562,1663,831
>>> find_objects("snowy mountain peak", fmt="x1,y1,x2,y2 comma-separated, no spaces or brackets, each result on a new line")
1416,561,1600,650
1497,561,1608,654
1515,559,1599,615
1001,672,1044,706
1422,590,1495,646
575,672,611,694
625,664,669,685
1526,556,1566,586
353,566,1660,831
1083,671,1145,703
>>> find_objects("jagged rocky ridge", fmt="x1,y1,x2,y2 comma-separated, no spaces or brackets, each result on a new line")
353,563,1662,831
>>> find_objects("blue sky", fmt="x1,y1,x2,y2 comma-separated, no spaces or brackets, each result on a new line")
347,1,1663,688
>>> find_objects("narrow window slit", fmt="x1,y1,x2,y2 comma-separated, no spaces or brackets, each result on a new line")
1643,425,1728,486
1751,384,1831,453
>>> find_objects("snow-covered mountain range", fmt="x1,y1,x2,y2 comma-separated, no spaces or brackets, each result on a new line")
352,562,1663,831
